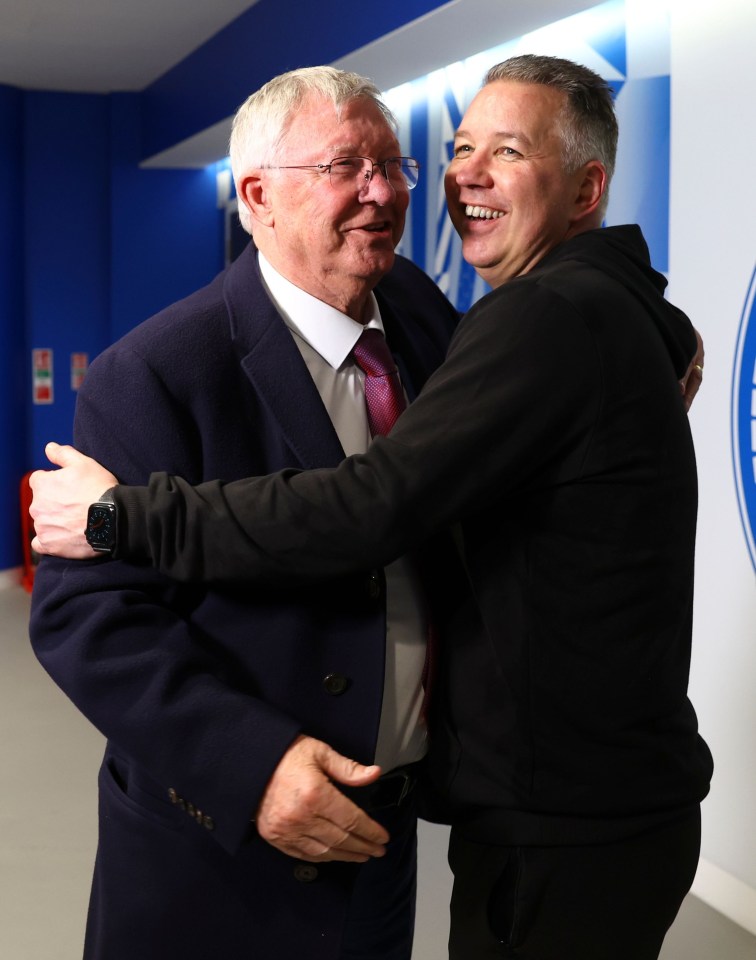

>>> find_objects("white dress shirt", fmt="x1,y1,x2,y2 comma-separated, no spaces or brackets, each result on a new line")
258,252,428,771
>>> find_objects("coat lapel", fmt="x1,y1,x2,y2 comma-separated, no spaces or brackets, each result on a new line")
221,245,443,467
222,245,345,470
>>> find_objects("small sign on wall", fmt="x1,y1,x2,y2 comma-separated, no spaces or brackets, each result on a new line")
71,352,89,391
32,348,53,405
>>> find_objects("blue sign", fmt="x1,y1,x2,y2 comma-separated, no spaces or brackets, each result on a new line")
733,264,756,571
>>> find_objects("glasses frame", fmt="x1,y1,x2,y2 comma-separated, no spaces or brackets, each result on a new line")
265,155,420,191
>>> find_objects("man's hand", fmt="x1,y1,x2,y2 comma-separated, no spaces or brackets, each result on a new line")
680,327,705,412
255,735,389,863
30,442,118,558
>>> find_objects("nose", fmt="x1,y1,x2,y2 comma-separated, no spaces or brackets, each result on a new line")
451,152,494,188
360,164,397,202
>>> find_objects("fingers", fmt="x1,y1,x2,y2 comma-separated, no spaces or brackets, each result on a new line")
692,327,705,369
42,441,97,470
256,775,389,861
255,735,390,863
681,364,703,412
679,327,704,413
260,795,387,863
319,742,382,789
681,327,705,412
44,441,77,468
28,443,119,558
316,779,390,851
43,442,116,486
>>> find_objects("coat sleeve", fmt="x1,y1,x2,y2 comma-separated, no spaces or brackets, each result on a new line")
114,282,602,584
29,344,303,855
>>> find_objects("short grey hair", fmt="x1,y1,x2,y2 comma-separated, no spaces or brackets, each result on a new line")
229,66,398,234
485,54,618,211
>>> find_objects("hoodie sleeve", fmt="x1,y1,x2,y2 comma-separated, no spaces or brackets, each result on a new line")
114,280,602,583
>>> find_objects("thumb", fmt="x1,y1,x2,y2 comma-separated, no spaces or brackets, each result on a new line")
44,442,86,468
318,746,382,788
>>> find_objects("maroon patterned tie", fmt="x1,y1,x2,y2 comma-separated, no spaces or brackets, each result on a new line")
352,328,407,437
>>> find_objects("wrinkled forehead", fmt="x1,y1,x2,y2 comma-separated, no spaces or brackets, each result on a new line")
460,80,568,143
283,94,401,158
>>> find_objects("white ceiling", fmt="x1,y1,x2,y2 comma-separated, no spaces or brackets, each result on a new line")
0,0,605,166
0,0,260,92
0,0,604,95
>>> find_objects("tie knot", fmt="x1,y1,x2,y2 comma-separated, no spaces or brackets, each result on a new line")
353,328,397,379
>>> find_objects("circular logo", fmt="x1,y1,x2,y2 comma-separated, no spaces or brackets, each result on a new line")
732,263,756,572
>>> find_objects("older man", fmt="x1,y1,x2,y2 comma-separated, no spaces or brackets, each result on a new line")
28,67,458,960
32,56,711,959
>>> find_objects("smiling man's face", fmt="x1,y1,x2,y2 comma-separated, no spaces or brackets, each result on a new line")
256,94,409,321
445,80,590,289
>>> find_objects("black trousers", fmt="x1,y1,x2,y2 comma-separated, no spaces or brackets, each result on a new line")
339,793,418,960
448,807,701,960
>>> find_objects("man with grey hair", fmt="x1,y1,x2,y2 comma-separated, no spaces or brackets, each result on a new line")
28,65,458,960
32,55,710,959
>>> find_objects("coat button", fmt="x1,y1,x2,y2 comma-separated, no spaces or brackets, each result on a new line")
202,815,215,831
293,863,319,883
323,673,349,696
366,570,381,600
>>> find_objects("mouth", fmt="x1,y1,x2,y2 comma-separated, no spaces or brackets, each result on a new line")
351,220,395,241
464,204,504,220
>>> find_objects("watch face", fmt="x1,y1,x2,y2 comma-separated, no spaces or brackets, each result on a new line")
86,503,116,551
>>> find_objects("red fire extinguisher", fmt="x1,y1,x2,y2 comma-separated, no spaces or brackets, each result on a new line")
19,472,38,592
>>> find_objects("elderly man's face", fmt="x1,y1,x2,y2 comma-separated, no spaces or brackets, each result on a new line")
260,95,409,320
445,80,589,288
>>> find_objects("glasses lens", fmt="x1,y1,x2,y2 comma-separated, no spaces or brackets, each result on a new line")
380,158,420,191
327,157,420,191
396,158,419,190
328,157,366,187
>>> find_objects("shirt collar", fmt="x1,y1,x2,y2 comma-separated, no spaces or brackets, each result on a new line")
258,252,385,369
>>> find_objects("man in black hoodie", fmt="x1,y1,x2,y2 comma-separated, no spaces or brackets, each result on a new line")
31,56,712,959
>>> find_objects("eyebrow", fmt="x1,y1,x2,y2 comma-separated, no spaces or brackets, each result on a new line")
328,142,401,156
454,128,534,149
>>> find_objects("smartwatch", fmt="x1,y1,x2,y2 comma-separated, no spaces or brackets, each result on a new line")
85,488,118,555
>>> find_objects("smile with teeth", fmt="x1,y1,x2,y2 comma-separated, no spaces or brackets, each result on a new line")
465,205,504,220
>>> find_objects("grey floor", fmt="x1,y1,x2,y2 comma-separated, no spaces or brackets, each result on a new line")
2,583,755,959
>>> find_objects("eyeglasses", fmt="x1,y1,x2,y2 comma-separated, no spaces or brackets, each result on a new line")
266,156,420,192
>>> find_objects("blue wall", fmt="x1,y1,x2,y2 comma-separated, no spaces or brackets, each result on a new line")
23,91,112,467
0,90,223,570
109,93,224,343
0,84,26,570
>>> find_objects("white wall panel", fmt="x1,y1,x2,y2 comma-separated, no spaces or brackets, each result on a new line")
669,0,756,906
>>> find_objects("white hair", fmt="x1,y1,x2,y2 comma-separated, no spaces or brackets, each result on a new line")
229,66,397,234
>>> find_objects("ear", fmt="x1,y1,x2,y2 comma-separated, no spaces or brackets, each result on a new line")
571,160,607,223
238,171,275,228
